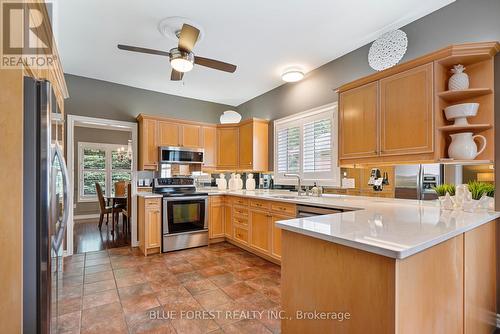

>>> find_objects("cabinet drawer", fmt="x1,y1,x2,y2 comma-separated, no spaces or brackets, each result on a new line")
234,226,248,244
233,216,248,227
250,199,270,211
145,198,161,208
232,197,249,206
271,202,296,216
233,206,249,217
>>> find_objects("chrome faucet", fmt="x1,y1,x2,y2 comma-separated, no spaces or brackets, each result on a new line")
284,173,303,196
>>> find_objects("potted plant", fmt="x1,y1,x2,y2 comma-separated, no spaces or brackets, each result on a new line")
433,184,456,210
465,181,495,211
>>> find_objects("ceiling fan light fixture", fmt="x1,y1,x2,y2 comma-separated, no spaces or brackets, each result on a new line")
281,68,304,82
169,48,194,72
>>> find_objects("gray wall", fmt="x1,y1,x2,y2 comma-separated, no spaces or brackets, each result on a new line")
74,127,131,216
236,0,500,168
65,74,235,123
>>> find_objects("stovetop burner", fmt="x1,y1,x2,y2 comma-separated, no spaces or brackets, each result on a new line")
153,177,207,198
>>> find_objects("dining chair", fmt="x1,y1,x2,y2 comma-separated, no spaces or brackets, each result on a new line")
115,181,127,196
122,183,132,235
96,182,121,230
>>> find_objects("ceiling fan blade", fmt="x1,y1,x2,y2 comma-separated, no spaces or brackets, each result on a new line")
117,44,170,57
178,24,200,52
194,56,237,73
171,70,184,81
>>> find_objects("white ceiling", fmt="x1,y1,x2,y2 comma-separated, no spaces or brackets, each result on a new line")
57,0,454,106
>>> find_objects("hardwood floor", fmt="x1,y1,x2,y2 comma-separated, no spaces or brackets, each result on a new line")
73,217,130,254
61,242,281,333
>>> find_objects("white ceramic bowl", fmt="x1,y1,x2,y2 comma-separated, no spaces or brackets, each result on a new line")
444,103,479,126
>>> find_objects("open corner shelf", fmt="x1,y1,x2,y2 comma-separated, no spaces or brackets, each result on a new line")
438,123,492,132
437,88,493,102
438,159,493,165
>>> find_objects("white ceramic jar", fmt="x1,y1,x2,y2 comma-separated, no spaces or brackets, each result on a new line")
448,132,487,160
246,173,256,191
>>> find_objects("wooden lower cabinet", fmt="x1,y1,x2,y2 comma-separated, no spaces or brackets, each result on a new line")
224,200,233,239
271,215,288,259
208,196,296,263
138,196,162,256
249,209,271,253
209,196,225,239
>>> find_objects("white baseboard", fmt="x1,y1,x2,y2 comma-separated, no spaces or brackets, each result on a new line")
74,214,100,220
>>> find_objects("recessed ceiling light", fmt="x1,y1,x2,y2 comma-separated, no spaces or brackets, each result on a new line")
281,69,304,82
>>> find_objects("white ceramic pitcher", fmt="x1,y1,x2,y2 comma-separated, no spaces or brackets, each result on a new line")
448,132,486,160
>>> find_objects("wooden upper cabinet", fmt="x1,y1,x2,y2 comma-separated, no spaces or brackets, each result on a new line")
158,121,180,147
201,126,217,168
339,82,379,160
380,63,434,156
138,118,159,170
217,127,239,169
239,122,253,169
238,119,269,171
181,124,201,148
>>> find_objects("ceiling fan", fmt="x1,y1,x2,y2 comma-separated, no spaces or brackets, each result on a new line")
117,24,237,81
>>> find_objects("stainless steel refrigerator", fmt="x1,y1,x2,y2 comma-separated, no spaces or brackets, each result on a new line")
23,77,70,333
394,164,443,200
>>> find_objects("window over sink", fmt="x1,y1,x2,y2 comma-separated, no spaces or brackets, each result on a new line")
274,103,340,186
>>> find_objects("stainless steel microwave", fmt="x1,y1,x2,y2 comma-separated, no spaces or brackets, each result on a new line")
159,146,204,164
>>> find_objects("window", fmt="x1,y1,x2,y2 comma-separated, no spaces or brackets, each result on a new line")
274,103,339,186
78,142,132,202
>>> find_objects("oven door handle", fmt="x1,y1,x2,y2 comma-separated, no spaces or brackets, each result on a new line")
164,196,208,202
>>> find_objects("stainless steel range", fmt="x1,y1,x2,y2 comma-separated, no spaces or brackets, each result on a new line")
153,177,208,252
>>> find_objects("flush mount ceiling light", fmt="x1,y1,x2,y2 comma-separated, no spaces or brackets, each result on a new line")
281,68,305,82
220,110,242,124
169,48,194,72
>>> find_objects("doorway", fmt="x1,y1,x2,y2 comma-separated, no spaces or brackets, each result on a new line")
66,115,138,256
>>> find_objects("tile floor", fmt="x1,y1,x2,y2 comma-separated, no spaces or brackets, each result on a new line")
59,242,281,333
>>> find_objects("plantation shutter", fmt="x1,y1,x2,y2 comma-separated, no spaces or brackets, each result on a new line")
277,126,300,173
303,118,332,174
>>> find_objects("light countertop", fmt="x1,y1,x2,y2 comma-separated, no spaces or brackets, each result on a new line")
136,192,163,198
201,188,500,259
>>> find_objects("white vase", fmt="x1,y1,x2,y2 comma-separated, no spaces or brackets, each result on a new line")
228,173,237,190
448,132,486,160
448,64,469,91
235,174,243,190
217,173,227,190
246,173,256,191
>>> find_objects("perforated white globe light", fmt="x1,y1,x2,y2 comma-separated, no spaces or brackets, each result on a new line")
220,110,242,124
368,30,408,71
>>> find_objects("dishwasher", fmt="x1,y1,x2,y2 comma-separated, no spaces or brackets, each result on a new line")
296,204,346,218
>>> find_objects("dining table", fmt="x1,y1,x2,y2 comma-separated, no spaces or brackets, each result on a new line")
104,193,127,234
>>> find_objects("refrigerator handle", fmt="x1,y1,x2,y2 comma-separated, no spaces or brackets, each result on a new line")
417,165,423,200
51,142,70,251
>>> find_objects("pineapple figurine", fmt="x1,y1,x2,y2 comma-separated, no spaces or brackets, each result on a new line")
448,64,469,91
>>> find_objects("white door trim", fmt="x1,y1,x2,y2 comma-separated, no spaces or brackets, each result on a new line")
66,115,139,256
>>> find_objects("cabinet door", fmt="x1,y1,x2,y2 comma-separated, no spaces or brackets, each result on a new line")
158,121,180,147
146,206,161,248
217,127,239,168
249,209,271,253
139,119,158,169
224,202,233,239
271,214,289,259
339,82,379,159
181,124,201,148
202,126,217,168
380,63,433,156
239,122,253,169
209,197,225,239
